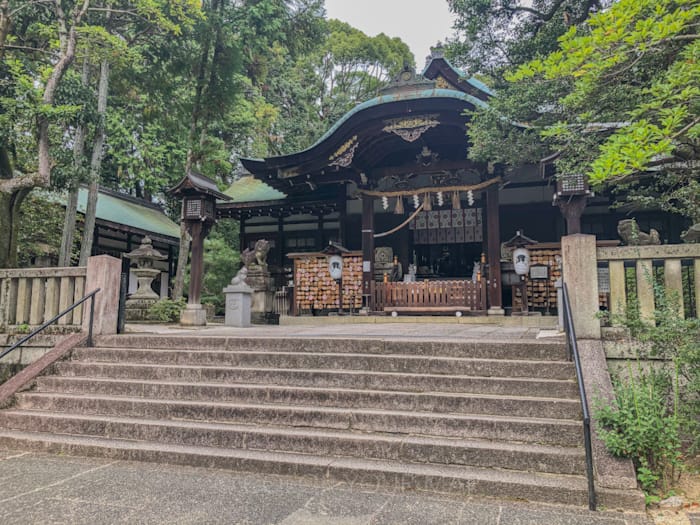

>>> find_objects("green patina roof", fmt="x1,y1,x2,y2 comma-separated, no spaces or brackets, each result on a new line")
77,188,180,239
223,176,287,203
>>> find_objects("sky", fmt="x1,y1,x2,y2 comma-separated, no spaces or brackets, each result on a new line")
324,0,457,67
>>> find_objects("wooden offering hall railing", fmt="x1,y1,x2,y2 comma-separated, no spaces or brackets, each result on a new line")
372,279,486,313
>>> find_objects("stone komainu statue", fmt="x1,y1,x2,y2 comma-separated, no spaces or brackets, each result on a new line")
617,219,661,246
241,239,271,270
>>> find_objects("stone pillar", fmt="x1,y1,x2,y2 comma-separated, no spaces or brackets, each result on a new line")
83,255,121,335
223,281,253,327
664,258,684,318
561,234,601,339
608,260,626,323
636,259,655,324
486,185,503,314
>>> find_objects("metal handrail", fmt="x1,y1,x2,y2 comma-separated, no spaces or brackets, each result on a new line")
0,288,101,362
561,282,596,511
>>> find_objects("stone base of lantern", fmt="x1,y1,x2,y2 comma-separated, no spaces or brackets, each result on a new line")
180,304,207,326
125,297,159,321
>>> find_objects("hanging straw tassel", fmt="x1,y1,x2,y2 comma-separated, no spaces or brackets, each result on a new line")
452,191,461,210
394,196,404,214
423,193,432,211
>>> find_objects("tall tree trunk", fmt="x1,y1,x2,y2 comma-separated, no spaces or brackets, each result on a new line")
59,58,90,267
0,188,29,268
172,6,217,300
79,57,109,266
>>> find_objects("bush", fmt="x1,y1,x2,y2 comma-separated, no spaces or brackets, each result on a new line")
146,298,186,322
596,364,682,496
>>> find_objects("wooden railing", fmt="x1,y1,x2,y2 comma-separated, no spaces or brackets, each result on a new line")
372,279,486,312
597,244,700,321
0,267,87,331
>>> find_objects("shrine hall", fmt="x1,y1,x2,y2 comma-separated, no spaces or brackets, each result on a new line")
217,49,686,316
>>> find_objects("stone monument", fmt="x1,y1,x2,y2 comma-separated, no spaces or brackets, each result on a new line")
124,236,166,320
241,239,276,324
223,267,253,327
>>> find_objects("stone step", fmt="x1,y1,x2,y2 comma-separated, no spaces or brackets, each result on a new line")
0,429,641,509
94,335,568,361
33,377,580,417
71,347,575,380
51,362,578,399
0,410,586,475
14,393,583,446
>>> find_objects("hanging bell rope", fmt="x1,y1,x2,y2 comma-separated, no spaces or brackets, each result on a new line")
423,192,432,211
358,177,501,198
452,191,461,210
374,203,425,238
394,196,404,215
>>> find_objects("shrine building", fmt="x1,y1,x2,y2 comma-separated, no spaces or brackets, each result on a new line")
218,49,686,316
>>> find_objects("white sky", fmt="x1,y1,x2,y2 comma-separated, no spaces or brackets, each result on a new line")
324,0,456,67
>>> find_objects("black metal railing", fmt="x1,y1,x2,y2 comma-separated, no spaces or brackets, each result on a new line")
561,282,596,511
0,289,100,363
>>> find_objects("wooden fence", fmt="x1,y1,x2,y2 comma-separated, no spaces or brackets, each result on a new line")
372,279,486,313
596,244,699,321
0,267,87,331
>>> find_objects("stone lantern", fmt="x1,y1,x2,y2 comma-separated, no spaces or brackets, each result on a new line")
124,236,167,320
169,170,231,326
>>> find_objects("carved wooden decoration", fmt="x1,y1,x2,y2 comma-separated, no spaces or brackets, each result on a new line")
382,115,440,143
329,136,359,168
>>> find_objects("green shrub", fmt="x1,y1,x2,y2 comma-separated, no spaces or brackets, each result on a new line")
146,298,186,322
596,363,682,496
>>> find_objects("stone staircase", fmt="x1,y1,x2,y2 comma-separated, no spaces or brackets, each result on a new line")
0,334,637,508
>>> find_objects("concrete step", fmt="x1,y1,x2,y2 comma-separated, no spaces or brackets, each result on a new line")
0,410,586,475
14,392,583,446
51,362,578,400
71,347,575,380
33,377,581,418
94,335,568,361
0,429,642,509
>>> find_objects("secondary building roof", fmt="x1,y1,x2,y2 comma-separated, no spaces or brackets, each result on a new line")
77,187,180,240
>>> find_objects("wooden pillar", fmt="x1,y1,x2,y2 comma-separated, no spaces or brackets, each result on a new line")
338,184,347,246
486,185,503,313
187,221,204,305
361,196,374,309
557,195,587,235
277,215,284,269
317,214,324,250
239,217,246,252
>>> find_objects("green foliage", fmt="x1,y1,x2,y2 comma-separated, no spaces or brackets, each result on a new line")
17,192,76,266
596,364,682,495
508,0,700,220
146,297,186,322
200,224,240,313
597,277,700,497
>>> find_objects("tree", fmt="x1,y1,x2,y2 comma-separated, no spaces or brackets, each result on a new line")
509,0,699,222
0,0,200,268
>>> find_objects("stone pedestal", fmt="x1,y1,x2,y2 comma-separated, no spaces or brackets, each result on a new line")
223,283,253,328
125,267,161,320
180,304,207,326
245,268,275,324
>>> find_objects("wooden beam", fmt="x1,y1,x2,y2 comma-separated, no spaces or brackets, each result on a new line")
486,185,502,310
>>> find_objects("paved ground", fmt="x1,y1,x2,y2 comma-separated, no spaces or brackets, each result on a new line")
0,448,649,525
